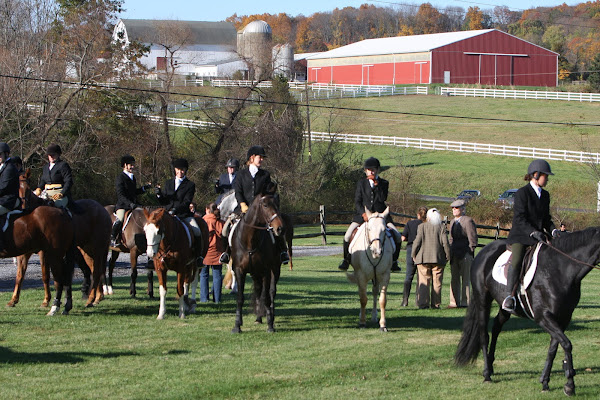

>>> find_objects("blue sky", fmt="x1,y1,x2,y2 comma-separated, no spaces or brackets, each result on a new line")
120,0,584,21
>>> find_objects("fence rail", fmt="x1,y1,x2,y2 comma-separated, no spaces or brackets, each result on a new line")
439,87,600,102
308,131,600,163
289,206,509,245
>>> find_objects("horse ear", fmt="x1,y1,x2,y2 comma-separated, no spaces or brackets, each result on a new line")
364,206,372,219
382,207,390,219
25,168,31,179
264,182,277,195
143,208,150,219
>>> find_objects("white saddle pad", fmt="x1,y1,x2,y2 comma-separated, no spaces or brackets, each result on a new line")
348,224,395,254
492,243,542,290
228,219,240,247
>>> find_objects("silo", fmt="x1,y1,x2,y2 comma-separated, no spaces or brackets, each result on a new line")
272,43,294,80
238,20,272,80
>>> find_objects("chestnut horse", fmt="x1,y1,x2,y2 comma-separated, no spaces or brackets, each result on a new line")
230,186,285,333
143,208,208,319
1,206,75,315
10,169,111,307
104,205,154,298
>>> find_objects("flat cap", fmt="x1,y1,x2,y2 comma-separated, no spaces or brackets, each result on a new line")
451,199,466,208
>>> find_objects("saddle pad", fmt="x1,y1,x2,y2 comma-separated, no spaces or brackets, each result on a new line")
348,223,366,253
174,216,193,248
228,219,240,247
492,243,542,289
123,210,135,232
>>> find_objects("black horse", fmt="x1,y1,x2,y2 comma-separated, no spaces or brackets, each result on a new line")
455,228,600,396
230,185,286,333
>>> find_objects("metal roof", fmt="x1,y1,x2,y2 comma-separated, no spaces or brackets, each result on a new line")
309,29,496,59
242,20,272,34
118,19,236,46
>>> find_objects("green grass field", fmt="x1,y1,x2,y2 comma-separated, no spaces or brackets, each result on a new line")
1,252,599,399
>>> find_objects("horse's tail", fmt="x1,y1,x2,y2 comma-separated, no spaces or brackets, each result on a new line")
454,299,483,366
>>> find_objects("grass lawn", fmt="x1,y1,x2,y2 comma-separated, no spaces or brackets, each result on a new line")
1,252,599,399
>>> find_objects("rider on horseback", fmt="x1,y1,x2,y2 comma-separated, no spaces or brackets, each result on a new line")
219,145,289,265
0,142,20,252
215,158,239,205
502,159,559,313
155,158,203,255
338,157,402,272
111,155,151,247
34,144,73,210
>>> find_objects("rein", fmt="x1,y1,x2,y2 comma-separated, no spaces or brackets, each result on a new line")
364,215,388,269
542,241,600,271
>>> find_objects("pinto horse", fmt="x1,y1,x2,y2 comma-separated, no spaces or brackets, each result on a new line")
104,205,154,298
230,187,285,333
11,169,111,307
455,228,600,396
346,207,394,331
143,208,207,319
1,206,75,315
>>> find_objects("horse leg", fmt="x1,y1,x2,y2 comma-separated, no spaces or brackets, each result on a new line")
129,251,138,297
80,252,99,307
157,269,167,320
540,338,560,392
177,270,189,319
378,274,390,332
47,281,63,316
7,253,32,307
358,279,368,328
486,309,511,381
62,285,73,315
189,266,199,314
266,270,278,333
254,275,265,324
104,250,117,295
40,251,52,307
146,257,154,298
232,270,246,333
371,279,379,323
538,315,576,396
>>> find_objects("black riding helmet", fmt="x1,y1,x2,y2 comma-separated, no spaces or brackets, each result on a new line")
247,145,266,160
172,158,189,171
527,159,554,176
226,158,240,169
364,157,380,170
0,142,10,153
121,155,135,167
46,144,62,157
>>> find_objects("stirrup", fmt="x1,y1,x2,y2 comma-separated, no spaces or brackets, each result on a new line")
502,296,516,313
219,252,230,264
338,259,349,271
280,252,289,265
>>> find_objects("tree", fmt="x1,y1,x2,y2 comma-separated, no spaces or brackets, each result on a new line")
414,3,444,34
588,53,600,91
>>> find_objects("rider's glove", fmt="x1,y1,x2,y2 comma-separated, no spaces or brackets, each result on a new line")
51,193,63,200
530,230,546,243
34,188,42,197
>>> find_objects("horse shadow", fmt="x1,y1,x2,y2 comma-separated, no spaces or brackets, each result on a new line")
0,346,139,364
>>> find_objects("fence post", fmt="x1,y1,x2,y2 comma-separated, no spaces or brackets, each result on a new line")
320,205,327,245
495,222,500,240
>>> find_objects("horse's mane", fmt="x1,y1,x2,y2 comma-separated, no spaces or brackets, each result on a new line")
551,227,600,252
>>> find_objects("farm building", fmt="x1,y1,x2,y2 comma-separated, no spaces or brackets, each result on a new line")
305,29,558,87
113,19,247,78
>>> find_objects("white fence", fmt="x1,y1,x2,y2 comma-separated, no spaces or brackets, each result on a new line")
308,131,600,163
439,87,600,102
144,115,215,129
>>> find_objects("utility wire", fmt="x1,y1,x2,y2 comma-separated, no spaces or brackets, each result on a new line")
2,72,599,128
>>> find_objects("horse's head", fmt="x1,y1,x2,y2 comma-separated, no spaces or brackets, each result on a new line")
364,206,389,259
143,208,166,257
249,192,284,237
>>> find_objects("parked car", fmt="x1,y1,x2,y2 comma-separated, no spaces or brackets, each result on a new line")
497,189,518,209
456,189,481,202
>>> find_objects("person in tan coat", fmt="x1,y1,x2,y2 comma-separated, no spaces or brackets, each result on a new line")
411,208,450,309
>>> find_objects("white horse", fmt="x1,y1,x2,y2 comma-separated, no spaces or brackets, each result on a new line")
346,207,395,331
218,190,237,220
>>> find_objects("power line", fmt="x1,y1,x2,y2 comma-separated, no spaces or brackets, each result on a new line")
2,72,600,128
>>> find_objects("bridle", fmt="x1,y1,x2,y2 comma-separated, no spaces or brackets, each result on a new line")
237,195,282,253
542,240,600,271
364,214,388,268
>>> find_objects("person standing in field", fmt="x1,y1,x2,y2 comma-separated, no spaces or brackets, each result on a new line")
400,206,427,307
200,202,225,303
448,199,477,308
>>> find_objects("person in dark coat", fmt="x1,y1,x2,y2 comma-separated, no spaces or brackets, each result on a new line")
34,144,73,209
220,145,289,265
400,206,428,307
502,159,558,313
0,142,20,252
215,158,239,204
111,155,150,247
338,157,401,271
155,158,201,240
448,199,478,308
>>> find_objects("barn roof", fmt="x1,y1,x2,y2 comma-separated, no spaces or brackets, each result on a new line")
117,19,236,46
309,29,499,59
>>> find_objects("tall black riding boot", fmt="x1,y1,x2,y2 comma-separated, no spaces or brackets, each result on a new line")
219,235,230,264
401,281,411,307
502,265,520,312
338,241,350,271
391,242,401,272
277,236,290,265
110,219,123,247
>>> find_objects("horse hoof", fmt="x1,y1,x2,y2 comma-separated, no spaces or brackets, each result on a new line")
380,327,388,332
85,302,94,308
267,327,275,333
6,301,15,307
232,327,242,334
157,315,165,320
41,301,49,307
255,318,263,324
564,385,575,396
46,306,58,316
107,287,113,295
61,309,70,316
483,378,492,384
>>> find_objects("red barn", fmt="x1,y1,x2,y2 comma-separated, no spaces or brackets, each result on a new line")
305,29,558,87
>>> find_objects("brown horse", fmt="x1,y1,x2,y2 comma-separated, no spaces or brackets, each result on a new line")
230,186,285,333
11,169,111,307
104,205,154,298
1,206,75,315
143,208,208,319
